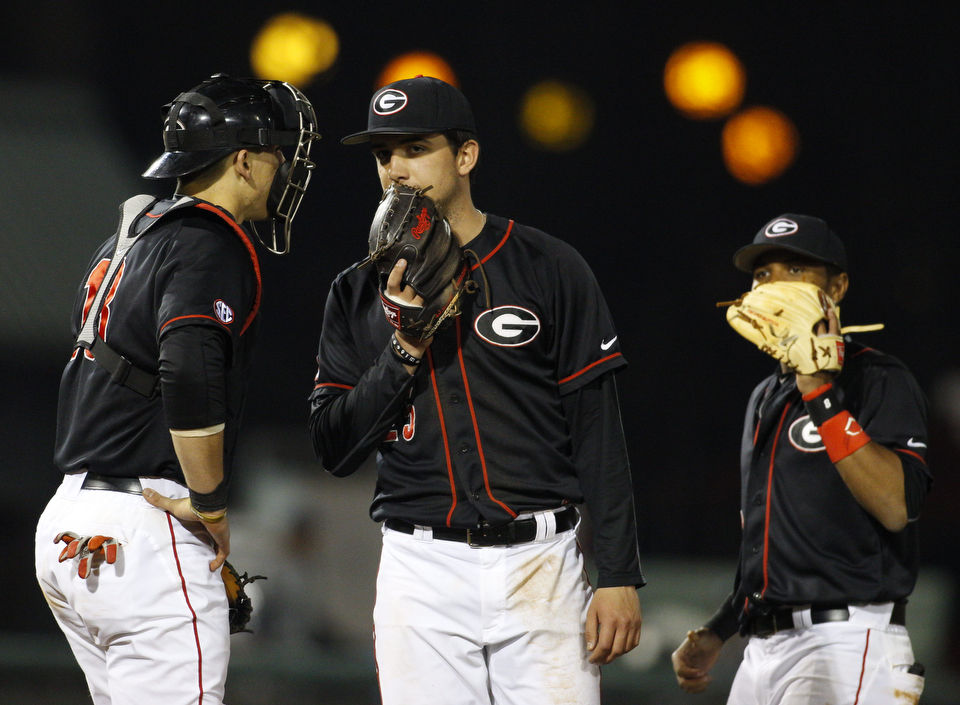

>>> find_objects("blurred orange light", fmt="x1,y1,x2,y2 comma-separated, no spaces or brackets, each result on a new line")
519,80,595,152
722,106,799,185
664,41,746,119
376,52,458,88
250,13,339,86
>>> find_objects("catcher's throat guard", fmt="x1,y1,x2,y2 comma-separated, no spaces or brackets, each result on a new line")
251,81,322,255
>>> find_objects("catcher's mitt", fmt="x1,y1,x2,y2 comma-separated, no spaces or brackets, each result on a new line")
718,281,882,375
221,560,266,634
361,184,468,341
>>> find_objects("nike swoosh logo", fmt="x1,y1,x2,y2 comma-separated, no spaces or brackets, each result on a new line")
601,336,618,351
907,438,927,448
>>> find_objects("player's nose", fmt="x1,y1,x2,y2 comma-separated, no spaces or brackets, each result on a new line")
385,155,408,182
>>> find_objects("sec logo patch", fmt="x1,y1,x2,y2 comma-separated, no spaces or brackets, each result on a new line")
474,306,540,347
214,299,234,324
788,415,824,452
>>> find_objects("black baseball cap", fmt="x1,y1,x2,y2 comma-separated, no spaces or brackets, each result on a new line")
733,213,848,273
341,76,477,145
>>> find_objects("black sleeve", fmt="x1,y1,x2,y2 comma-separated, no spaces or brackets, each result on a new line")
308,270,421,476
704,592,741,641
159,324,229,429
561,371,645,588
309,343,417,476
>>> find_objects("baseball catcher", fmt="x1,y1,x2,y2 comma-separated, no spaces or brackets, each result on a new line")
361,184,469,341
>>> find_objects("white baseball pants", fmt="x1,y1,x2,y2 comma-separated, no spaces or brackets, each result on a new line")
35,473,229,705
373,512,600,705
728,605,924,705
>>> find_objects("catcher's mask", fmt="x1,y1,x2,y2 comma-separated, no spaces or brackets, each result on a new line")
142,73,322,254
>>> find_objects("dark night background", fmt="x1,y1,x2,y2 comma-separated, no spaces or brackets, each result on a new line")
2,2,957,703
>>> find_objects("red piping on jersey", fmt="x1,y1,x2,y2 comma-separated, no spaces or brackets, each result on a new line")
314,382,354,391
455,317,517,518
471,220,514,269
166,513,204,704
194,202,262,336
895,447,927,465
159,313,227,333
557,353,623,385
761,401,792,599
426,347,459,526
853,629,872,704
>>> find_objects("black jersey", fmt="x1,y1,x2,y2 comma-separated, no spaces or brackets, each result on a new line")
734,341,931,615
54,197,261,481
310,213,643,586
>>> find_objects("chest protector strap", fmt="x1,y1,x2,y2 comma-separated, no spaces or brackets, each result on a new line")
75,194,199,397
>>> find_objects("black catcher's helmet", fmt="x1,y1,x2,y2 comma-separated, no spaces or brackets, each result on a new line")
143,74,321,254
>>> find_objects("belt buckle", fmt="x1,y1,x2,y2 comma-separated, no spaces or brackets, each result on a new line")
466,523,490,547
467,522,508,548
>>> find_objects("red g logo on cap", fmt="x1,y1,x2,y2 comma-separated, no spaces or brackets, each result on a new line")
764,218,799,237
374,89,408,115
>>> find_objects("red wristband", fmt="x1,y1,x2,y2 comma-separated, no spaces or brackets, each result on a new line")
818,411,871,463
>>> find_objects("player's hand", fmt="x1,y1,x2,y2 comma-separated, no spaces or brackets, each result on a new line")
386,259,424,306
671,627,723,693
585,586,642,664
387,259,432,365
795,300,841,395
142,490,230,572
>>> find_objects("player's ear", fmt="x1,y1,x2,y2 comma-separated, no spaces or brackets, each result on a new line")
456,140,479,177
233,149,252,177
828,271,849,303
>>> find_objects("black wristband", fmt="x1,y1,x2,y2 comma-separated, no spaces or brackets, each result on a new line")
803,383,842,426
390,333,421,366
188,479,229,513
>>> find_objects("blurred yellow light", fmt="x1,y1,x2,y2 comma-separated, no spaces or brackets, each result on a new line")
519,80,595,152
377,52,458,88
250,13,339,85
722,106,799,185
664,41,746,119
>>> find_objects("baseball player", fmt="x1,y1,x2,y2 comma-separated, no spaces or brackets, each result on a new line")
671,214,930,704
34,74,321,704
309,76,644,705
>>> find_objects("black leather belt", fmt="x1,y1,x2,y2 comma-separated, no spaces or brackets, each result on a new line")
748,601,906,637
385,506,578,547
80,473,143,495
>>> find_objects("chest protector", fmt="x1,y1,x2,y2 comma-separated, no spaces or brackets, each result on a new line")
74,195,206,397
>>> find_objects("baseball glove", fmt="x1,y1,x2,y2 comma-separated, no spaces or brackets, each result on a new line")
221,560,266,634
361,184,468,341
719,281,850,374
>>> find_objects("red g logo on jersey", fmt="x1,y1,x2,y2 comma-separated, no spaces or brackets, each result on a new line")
214,299,234,324
474,306,541,347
